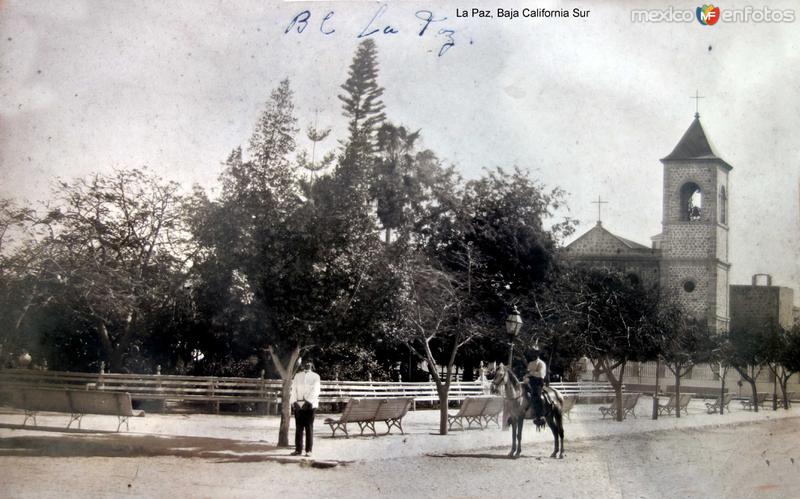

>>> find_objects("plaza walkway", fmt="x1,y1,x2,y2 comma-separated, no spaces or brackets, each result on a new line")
1,397,796,464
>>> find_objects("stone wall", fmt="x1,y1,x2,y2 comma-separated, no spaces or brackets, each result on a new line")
731,285,795,330
662,162,719,224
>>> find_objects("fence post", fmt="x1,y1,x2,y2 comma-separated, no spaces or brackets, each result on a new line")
258,370,266,415
96,361,106,389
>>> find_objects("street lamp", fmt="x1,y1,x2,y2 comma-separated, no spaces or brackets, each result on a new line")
505,306,523,368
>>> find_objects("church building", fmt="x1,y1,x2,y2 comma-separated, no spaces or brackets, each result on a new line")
562,112,797,396
564,112,731,332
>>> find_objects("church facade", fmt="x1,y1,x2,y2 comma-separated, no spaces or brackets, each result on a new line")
563,114,797,397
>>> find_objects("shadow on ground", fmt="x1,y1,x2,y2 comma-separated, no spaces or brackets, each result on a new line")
0,426,337,465
427,452,531,460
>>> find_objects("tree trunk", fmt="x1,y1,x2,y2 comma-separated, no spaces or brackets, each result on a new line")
267,345,301,447
601,358,625,422
98,315,136,373
278,378,293,447
674,368,682,418
652,357,660,420
734,365,760,413
719,366,726,415
779,377,790,409
438,387,449,435
750,378,759,413
772,370,778,411
110,349,125,373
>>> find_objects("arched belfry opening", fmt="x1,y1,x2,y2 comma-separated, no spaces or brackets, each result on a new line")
719,186,727,224
680,182,702,221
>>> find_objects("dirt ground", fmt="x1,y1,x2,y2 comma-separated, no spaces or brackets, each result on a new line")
0,402,798,498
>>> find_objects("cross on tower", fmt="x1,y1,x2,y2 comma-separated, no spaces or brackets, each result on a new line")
691,90,705,118
591,195,608,224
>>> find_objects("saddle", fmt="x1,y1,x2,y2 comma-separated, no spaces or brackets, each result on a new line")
525,386,551,429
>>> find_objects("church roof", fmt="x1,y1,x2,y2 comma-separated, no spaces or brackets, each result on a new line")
564,222,655,256
612,232,650,250
661,115,732,170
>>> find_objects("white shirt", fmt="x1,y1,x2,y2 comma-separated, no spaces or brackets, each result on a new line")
290,370,321,409
527,359,547,379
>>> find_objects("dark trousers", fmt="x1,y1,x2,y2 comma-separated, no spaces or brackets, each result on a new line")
528,377,544,419
294,404,315,453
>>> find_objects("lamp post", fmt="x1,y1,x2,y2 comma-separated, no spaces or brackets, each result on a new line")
505,306,523,368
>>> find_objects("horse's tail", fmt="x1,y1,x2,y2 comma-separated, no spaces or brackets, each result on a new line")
544,387,565,411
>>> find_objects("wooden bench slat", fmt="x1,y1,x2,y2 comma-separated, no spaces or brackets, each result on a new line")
323,398,413,438
447,396,503,431
9,388,144,431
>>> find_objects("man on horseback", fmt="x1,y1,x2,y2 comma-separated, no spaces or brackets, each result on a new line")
525,350,547,428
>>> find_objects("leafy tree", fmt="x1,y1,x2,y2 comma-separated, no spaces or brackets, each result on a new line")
726,325,769,412
561,268,660,421
372,123,422,243
707,335,732,414
0,199,39,363
419,167,573,319
654,304,715,417
296,122,335,178
780,325,800,407
764,322,800,409
383,167,572,433
391,257,480,435
202,78,393,446
11,169,196,372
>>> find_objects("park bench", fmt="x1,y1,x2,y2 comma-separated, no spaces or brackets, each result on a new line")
599,392,640,420
482,396,504,427
13,388,144,431
446,396,503,431
740,393,769,411
372,397,414,435
705,393,733,414
323,397,413,438
657,393,692,416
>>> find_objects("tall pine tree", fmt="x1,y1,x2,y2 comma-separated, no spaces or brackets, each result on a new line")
338,39,386,156
222,78,299,209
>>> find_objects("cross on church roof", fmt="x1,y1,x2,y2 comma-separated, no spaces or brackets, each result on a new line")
691,90,705,118
591,195,608,224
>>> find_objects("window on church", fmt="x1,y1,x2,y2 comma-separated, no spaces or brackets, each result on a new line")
680,182,702,221
719,186,727,224
683,280,696,293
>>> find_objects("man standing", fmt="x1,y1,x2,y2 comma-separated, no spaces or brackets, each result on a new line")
526,350,547,427
290,360,321,457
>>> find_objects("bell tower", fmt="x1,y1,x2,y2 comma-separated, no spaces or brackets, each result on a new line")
660,113,731,332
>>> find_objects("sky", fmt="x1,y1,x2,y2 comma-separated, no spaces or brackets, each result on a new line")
1,0,799,296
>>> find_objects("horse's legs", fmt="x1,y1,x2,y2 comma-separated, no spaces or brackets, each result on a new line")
547,415,559,458
515,417,523,457
509,419,517,457
547,411,565,459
